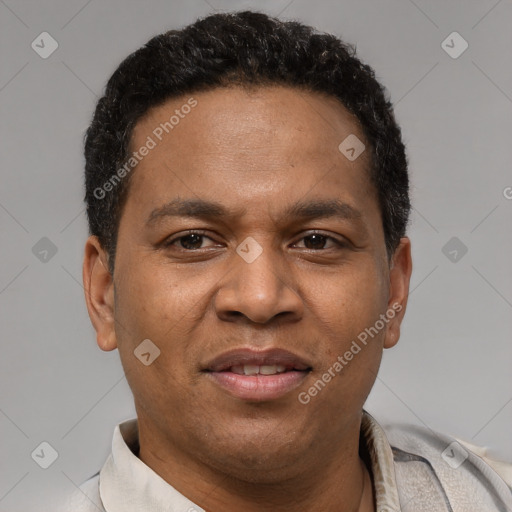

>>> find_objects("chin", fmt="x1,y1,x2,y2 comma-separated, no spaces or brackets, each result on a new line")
195,426,314,484
211,450,307,485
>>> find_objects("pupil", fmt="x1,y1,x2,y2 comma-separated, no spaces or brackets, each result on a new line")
305,234,325,249
181,234,202,249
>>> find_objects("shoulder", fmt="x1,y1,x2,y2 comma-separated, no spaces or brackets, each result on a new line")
381,420,512,511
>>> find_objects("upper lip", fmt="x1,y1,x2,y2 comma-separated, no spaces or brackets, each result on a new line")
203,348,312,372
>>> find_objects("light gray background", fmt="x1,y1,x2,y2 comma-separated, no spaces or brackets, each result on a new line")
1,0,511,510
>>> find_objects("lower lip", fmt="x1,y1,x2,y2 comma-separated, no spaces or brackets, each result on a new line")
205,371,309,401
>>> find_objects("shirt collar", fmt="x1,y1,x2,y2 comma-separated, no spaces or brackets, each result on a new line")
99,410,401,511
100,420,204,512
361,410,402,511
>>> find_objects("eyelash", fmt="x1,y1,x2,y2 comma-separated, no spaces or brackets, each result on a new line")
163,230,348,251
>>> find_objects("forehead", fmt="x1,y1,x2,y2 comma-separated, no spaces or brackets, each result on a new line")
133,84,368,161
126,85,378,225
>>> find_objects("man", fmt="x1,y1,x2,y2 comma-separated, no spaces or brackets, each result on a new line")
66,10,512,512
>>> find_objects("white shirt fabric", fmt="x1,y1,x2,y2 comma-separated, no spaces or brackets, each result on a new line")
61,410,512,511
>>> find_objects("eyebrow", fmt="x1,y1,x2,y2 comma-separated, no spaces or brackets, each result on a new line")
146,198,364,227
285,199,362,222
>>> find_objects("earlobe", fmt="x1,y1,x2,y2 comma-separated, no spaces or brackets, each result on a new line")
383,237,412,349
82,236,118,351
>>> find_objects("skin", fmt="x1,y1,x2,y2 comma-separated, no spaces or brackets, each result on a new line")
83,85,412,512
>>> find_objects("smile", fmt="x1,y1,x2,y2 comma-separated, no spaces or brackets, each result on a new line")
203,348,312,402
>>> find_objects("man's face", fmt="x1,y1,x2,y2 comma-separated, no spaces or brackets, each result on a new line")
85,85,411,482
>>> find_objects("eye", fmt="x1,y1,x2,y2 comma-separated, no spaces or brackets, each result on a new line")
164,231,218,251
163,230,347,252
293,232,346,250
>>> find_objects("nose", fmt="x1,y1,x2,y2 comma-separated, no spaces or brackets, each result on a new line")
214,241,304,325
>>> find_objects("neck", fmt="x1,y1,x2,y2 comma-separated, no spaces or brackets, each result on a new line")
137,416,375,512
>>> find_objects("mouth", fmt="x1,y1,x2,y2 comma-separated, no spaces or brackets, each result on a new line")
202,348,312,402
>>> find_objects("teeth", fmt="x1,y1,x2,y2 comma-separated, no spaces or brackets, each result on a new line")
229,364,288,375
243,365,260,376
260,365,286,375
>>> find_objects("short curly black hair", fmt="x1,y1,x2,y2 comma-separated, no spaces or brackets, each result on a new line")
84,10,410,273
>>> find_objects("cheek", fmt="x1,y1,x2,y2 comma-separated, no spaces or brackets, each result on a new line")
115,258,212,334
113,265,208,422
309,261,388,402
311,258,388,340
113,259,218,394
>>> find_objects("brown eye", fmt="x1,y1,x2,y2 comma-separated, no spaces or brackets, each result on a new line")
303,234,328,249
177,233,205,250
164,231,216,251
294,232,346,250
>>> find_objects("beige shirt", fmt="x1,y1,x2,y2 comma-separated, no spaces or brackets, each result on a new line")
62,410,512,511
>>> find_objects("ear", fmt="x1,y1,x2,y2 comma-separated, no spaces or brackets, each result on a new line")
83,235,117,351
383,237,412,349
